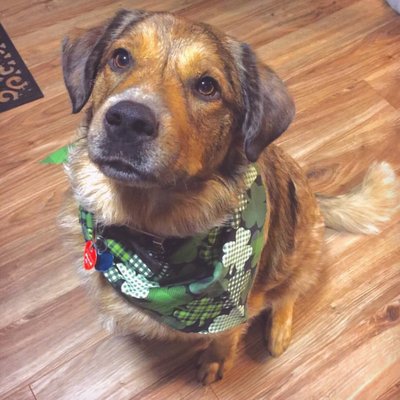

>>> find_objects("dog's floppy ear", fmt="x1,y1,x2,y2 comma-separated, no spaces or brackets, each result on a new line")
239,44,295,162
62,9,148,113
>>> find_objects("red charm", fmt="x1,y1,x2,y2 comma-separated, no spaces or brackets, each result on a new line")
83,240,97,270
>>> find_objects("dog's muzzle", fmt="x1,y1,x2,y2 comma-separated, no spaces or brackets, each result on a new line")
89,100,159,185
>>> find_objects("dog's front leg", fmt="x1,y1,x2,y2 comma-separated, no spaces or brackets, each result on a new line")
267,295,297,357
197,326,244,385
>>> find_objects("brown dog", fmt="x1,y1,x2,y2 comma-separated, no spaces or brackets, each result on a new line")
61,9,399,384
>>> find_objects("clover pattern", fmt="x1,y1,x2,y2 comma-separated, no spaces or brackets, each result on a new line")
116,262,159,299
226,269,251,305
222,227,253,272
241,179,267,229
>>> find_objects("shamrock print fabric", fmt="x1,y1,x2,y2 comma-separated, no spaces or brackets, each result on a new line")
80,164,267,333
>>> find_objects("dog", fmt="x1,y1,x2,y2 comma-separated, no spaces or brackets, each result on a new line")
60,9,399,385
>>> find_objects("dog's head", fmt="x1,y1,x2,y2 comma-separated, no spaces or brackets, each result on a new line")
63,10,294,188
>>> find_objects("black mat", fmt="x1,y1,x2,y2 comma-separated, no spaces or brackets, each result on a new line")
0,24,43,113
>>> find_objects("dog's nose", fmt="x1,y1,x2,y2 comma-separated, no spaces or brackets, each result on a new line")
104,101,157,140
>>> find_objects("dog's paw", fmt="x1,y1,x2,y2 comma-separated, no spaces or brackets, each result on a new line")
196,346,234,385
267,316,292,357
197,360,224,385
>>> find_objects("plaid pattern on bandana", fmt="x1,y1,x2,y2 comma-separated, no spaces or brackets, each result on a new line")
80,210,154,279
79,164,267,333
173,297,223,326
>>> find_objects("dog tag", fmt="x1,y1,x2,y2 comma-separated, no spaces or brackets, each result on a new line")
95,251,114,272
83,240,97,270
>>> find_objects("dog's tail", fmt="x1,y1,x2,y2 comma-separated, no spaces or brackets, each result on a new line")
317,162,399,234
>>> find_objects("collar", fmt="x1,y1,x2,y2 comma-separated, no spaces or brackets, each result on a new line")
79,164,267,333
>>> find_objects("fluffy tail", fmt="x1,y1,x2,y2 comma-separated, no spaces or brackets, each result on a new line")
317,162,400,234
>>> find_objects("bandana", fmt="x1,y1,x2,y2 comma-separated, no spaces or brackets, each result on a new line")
80,165,267,333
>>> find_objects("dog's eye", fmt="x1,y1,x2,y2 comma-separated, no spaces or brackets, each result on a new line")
195,76,219,99
110,48,131,71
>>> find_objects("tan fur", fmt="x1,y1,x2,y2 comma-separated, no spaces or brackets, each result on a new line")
61,11,399,385
317,162,400,234
66,135,249,238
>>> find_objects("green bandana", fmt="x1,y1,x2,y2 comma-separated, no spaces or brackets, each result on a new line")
41,145,71,164
80,165,267,333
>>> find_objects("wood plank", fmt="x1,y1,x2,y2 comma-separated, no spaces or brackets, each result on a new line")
132,374,220,400
31,335,210,400
279,81,400,193
355,360,400,400
378,382,400,400
3,386,37,400
0,0,206,40
366,61,400,110
0,228,82,331
283,321,400,399
178,0,359,47
0,288,107,398
257,0,397,79
286,19,400,110
281,80,398,158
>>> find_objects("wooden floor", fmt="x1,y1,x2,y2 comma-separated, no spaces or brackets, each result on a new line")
1,0,399,399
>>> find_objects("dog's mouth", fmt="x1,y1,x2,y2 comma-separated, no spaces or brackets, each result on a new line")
96,157,153,185
105,160,136,174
